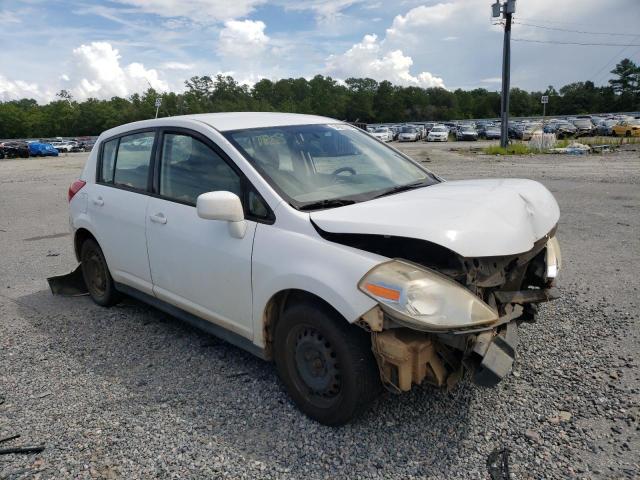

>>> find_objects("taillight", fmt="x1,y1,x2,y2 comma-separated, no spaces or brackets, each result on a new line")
68,180,86,202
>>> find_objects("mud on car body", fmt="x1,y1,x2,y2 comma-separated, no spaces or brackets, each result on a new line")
63,112,561,425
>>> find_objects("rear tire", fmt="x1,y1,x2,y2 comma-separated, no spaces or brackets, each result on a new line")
274,300,381,425
80,238,121,307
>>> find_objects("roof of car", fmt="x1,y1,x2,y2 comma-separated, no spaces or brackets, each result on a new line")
101,112,339,138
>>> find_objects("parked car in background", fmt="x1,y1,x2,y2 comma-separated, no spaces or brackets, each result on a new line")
370,127,393,142
483,125,501,140
611,119,640,137
51,141,77,153
75,138,97,152
521,123,542,141
544,120,577,139
66,112,562,425
409,125,425,140
423,122,435,134
0,140,30,158
28,141,59,156
398,126,420,142
456,124,478,141
475,122,492,138
508,122,524,139
426,125,449,142
572,118,595,137
596,119,618,136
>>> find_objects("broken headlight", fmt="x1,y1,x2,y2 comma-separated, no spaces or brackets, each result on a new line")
358,260,498,332
545,236,562,279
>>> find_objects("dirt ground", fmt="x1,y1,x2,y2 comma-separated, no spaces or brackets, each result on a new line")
0,143,638,478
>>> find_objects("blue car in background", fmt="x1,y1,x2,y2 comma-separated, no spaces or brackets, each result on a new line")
28,142,59,156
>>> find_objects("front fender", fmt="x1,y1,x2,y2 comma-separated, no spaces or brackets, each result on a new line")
251,223,386,349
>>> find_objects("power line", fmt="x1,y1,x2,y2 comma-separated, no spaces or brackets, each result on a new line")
513,21,637,37
512,38,640,47
590,38,640,85
514,16,620,29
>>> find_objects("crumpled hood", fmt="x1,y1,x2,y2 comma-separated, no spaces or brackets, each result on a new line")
310,178,560,257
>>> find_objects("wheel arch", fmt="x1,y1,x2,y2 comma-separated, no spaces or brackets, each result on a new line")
261,288,356,361
73,227,98,262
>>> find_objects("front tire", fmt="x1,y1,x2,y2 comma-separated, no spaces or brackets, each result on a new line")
80,238,121,307
274,300,381,425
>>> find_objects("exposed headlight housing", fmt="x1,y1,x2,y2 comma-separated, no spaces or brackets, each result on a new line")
545,236,562,279
358,260,499,332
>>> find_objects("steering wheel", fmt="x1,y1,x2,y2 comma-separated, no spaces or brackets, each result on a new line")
331,166,356,177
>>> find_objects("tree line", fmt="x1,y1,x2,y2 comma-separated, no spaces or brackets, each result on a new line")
1,59,638,139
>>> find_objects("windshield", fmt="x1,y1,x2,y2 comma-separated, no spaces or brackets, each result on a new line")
374,128,388,133
431,127,446,132
400,127,416,133
224,124,436,209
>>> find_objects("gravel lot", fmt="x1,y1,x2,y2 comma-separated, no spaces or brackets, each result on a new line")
1,143,638,479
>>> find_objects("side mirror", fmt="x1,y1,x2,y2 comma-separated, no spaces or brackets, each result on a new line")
196,191,247,238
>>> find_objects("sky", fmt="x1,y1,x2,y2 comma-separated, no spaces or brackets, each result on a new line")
0,0,638,103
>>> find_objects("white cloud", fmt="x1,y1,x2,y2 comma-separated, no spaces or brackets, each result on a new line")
386,3,460,38
218,20,270,58
442,36,458,41
71,42,168,99
481,77,501,83
0,76,52,103
161,61,193,70
0,10,21,23
286,0,364,23
113,0,265,22
325,34,445,88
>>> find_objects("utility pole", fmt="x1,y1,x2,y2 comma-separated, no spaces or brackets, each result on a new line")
492,0,516,148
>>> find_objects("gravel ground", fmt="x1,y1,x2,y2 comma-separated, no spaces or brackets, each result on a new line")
0,144,638,479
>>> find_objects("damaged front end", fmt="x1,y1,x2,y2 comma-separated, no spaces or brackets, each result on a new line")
346,230,561,392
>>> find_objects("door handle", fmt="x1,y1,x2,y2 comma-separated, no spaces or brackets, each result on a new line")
149,213,167,224
92,196,104,206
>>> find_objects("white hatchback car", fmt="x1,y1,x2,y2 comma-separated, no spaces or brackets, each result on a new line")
67,112,561,425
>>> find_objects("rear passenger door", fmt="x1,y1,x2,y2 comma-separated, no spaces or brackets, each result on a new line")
91,130,156,295
145,130,267,339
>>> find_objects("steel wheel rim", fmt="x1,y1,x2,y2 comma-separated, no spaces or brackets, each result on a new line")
289,325,342,408
85,251,107,297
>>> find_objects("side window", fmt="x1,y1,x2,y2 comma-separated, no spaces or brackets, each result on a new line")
159,133,241,205
100,138,118,183
113,132,155,190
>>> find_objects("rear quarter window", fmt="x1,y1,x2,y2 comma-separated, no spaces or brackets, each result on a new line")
99,138,118,183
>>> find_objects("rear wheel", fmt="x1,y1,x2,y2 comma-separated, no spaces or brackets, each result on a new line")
80,238,120,307
274,300,381,425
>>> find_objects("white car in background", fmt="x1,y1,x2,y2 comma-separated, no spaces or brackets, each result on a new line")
426,125,449,142
51,141,73,153
370,127,393,142
398,126,420,142
65,112,561,425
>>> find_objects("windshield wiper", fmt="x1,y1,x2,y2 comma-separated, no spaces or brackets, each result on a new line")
298,198,356,211
374,181,429,199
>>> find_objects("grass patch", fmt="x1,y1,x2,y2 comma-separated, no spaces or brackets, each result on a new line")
483,143,531,155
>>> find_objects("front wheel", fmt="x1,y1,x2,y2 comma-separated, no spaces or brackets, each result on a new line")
274,301,381,425
80,238,121,307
